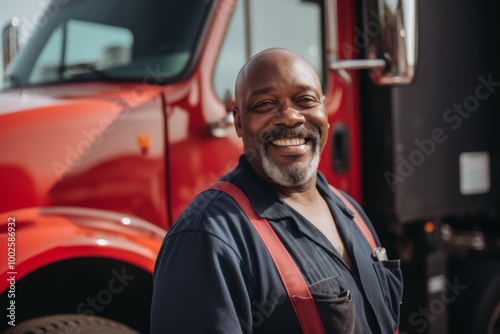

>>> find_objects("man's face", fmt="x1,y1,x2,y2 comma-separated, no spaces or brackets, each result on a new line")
234,51,329,188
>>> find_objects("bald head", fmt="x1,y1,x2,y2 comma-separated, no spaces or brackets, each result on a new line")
231,48,329,189
235,48,322,108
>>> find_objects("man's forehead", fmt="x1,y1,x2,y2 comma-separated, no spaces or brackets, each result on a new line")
242,51,314,81
236,49,321,98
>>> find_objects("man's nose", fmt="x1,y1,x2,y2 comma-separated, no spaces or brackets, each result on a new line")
275,105,305,127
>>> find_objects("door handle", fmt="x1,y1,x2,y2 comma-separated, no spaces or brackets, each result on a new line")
331,123,350,175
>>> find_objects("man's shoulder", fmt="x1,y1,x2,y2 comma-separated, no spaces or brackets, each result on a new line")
167,183,253,240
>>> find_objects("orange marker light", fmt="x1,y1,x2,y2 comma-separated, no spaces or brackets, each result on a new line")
424,221,435,234
138,133,151,155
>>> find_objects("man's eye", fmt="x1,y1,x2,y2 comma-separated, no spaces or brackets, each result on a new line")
247,101,275,113
297,97,317,104
255,101,273,108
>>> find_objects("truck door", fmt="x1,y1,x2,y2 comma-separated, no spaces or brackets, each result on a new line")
212,0,363,201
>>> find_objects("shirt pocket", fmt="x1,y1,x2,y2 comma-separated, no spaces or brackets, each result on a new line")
309,277,362,334
372,260,403,327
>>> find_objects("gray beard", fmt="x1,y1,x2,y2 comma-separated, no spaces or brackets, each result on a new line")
260,143,320,188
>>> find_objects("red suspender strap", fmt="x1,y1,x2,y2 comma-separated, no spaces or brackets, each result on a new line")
330,186,401,334
328,185,378,251
208,181,325,334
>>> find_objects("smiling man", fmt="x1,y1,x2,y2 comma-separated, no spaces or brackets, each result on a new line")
151,48,403,333
234,48,328,190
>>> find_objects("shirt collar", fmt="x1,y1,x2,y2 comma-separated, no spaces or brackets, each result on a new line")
224,155,355,222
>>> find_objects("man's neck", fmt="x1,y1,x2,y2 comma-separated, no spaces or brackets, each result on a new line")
272,176,319,206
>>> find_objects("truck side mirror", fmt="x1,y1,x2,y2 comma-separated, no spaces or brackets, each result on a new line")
2,18,20,72
328,0,418,86
208,90,235,138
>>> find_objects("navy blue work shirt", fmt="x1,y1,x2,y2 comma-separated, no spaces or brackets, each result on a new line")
151,155,403,333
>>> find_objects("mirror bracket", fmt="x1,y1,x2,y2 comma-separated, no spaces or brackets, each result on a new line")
330,59,386,71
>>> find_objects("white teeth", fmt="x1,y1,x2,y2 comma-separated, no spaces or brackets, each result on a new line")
272,138,306,146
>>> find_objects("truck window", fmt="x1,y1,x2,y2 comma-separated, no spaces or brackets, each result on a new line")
213,0,324,100
3,0,212,88
30,20,133,85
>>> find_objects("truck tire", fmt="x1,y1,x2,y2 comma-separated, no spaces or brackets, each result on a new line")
450,257,500,334
486,303,500,334
478,273,500,334
2,314,140,334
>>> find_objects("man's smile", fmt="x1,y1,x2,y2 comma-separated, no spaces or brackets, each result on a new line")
268,138,313,158
272,138,306,146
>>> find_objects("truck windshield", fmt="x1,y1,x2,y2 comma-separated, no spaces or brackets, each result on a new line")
2,0,212,89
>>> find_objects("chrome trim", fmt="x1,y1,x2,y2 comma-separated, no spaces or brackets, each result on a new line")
326,0,418,86
325,0,338,64
2,17,19,71
365,0,418,85
330,59,386,71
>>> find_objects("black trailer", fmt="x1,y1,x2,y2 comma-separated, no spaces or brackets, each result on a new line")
360,1,500,333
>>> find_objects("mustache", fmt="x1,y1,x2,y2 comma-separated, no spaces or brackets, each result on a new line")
261,126,320,148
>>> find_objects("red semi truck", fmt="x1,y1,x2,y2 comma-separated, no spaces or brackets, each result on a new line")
0,0,498,333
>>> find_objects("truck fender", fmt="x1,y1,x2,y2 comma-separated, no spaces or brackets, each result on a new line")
0,206,166,292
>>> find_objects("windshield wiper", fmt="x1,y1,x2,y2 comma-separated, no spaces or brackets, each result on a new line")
57,62,116,81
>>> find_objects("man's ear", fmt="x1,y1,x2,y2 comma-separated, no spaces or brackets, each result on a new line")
233,106,242,137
